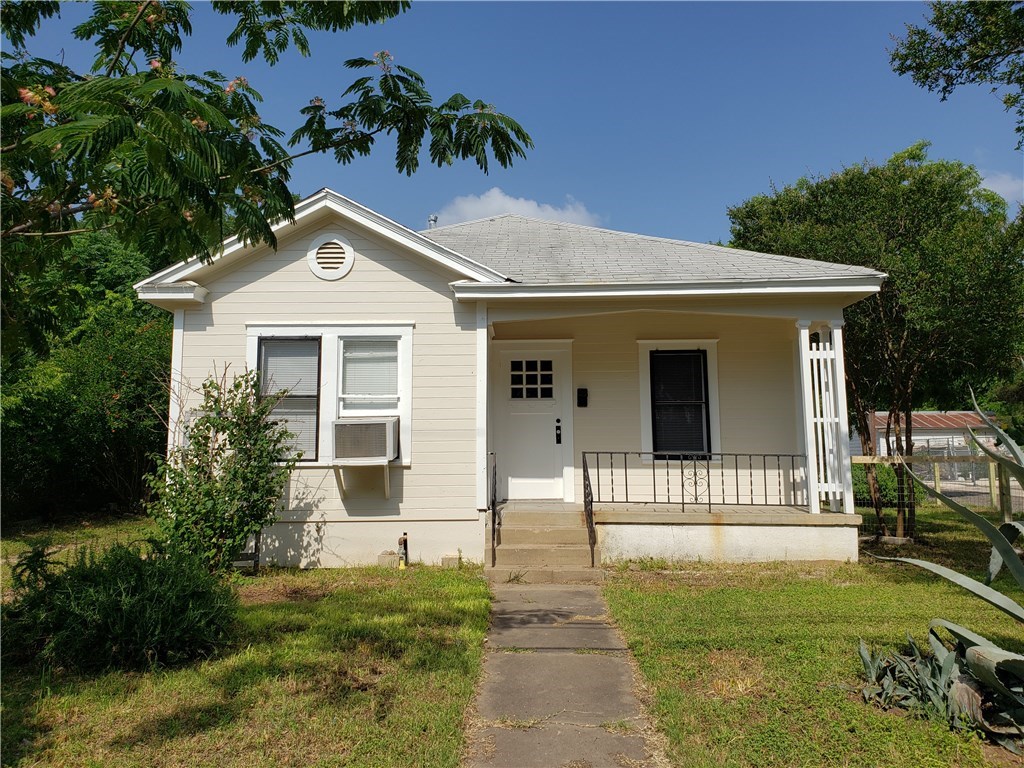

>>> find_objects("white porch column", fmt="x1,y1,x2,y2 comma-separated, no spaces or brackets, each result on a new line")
796,321,821,513
475,301,489,510
830,321,856,513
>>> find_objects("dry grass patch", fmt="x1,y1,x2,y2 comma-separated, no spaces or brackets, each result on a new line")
701,650,765,701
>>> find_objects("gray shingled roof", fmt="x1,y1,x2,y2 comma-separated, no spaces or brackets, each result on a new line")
421,215,883,285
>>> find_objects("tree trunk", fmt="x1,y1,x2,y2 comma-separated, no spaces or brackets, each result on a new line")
905,408,916,538
887,409,906,539
849,379,888,535
858,420,888,536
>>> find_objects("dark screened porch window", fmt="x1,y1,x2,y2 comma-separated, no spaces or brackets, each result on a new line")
650,350,711,455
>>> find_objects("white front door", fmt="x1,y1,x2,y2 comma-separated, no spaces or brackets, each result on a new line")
494,345,573,501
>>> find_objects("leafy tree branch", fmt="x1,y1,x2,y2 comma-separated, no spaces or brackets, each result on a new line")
891,1,1024,148
0,2,532,263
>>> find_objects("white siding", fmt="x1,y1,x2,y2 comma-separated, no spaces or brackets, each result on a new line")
491,311,802,503
177,215,481,566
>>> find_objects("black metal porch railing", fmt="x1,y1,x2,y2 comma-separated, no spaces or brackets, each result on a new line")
581,452,807,514
488,451,499,566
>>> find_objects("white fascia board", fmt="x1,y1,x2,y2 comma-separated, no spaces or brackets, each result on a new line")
134,188,506,290
135,281,209,310
318,195,507,283
450,277,884,301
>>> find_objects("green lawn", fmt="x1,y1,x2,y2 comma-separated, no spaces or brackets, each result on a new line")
5,507,1021,766
2,565,491,768
1,514,159,595
604,506,1024,768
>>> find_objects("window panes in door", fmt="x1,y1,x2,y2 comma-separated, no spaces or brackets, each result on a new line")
510,359,554,399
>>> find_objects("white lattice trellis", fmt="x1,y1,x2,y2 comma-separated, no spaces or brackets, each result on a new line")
798,322,855,513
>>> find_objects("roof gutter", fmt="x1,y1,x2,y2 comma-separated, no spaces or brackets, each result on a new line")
450,276,885,301
136,281,209,311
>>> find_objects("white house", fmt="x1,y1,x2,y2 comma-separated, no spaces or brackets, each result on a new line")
136,189,883,573
850,411,997,457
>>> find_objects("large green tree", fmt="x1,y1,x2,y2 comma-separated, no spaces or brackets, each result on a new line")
0,1,532,358
729,143,1024,538
1,231,172,520
0,3,535,520
891,1,1024,148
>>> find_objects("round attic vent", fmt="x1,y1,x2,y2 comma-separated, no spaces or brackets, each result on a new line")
306,233,354,280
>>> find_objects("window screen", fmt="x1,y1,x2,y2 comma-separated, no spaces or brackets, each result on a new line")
650,350,710,454
259,338,321,460
340,339,399,412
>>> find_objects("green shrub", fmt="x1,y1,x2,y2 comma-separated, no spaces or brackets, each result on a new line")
1,293,170,521
852,463,899,506
852,463,932,508
3,542,237,671
148,369,298,574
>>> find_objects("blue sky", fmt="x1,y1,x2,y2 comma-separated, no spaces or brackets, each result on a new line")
21,1,1024,244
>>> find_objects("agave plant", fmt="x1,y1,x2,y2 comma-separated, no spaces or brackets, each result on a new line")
861,394,1024,751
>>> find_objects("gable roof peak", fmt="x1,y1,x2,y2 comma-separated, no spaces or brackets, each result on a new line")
134,187,508,294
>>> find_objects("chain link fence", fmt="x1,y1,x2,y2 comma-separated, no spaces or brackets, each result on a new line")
852,455,1021,536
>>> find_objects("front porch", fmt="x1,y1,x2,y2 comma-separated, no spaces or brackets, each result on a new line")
574,449,860,560
489,499,862,574
481,308,864,577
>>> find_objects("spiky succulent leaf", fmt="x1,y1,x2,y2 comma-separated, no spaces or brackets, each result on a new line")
859,639,880,680
971,387,1024,466
872,553,1024,623
928,628,951,661
965,645,1024,708
989,522,1024,585
930,619,1003,650
902,462,1024,589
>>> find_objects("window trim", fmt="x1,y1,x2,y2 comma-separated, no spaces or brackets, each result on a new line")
257,336,322,462
247,322,414,466
638,340,721,460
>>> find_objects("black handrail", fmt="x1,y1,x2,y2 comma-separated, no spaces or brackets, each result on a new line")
488,452,499,566
582,452,596,566
581,452,806,511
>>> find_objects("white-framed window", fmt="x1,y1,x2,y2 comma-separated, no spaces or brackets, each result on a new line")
258,337,322,460
340,338,399,414
247,323,414,465
638,340,721,457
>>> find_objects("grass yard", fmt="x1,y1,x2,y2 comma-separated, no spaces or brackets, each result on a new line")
604,505,1024,768
2,564,491,767
1,514,159,595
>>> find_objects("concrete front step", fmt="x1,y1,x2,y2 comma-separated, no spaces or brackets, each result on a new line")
484,567,607,585
499,510,583,527
489,525,591,546
492,544,595,568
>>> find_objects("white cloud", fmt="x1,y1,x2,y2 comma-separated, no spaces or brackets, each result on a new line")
434,187,601,227
980,170,1023,207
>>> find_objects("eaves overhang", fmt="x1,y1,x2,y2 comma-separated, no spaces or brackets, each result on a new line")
135,281,210,311
133,189,508,302
450,275,885,302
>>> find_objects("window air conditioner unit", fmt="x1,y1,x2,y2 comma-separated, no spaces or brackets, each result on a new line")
332,417,399,465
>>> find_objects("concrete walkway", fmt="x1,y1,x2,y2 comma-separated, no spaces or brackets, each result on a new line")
462,584,667,768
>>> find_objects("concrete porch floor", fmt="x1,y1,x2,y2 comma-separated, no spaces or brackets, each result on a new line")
499,500,861,527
